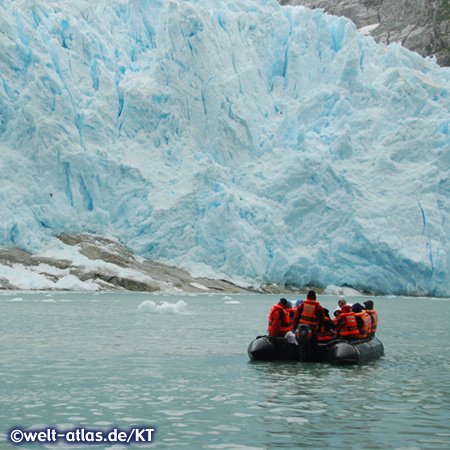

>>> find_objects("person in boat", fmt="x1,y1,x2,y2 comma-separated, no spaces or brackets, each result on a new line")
317,308,336,342
293,290,324,336
363,300,378,338
286,300,297,324
352,303,372,339
335,304,360,339
333,308,341,324
268,298,293,338
338,298,346,309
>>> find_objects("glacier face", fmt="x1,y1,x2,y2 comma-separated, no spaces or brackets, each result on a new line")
1,0,450,295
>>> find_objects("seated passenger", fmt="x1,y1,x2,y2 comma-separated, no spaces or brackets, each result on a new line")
335,305,359,339
333,308,341,324
268,298,292,338
317,308,335,342
363,300,378,338
352,303,372,339
286,300,297,324
338,298,346,309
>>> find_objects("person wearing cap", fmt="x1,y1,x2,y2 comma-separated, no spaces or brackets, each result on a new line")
292,290,324,336
333,308,341,324
268,298,293,337
352,303,372,339
335,304,360,339
363,300,378,337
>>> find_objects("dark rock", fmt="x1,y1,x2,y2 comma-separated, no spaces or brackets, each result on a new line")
282,0,450,66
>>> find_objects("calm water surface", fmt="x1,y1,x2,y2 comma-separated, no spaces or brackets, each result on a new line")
0,292,449,449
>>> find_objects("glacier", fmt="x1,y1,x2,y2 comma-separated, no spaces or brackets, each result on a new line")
1,0,450,296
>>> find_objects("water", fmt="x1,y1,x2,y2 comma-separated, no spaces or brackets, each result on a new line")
1,292,449,449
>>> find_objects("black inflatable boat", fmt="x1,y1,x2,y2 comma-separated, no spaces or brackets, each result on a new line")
248,324,384,365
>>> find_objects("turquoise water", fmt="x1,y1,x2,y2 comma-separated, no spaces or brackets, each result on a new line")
1,292,449,449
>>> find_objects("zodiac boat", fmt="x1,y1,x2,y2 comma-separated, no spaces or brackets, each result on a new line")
248,324,384,365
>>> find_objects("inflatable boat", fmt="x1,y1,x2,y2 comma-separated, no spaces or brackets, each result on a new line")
248,324,384,365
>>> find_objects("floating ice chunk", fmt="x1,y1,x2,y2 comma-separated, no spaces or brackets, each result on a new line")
137,299,188,314
325,285,364,297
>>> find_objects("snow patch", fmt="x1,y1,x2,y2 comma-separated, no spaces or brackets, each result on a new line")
358,23,380,35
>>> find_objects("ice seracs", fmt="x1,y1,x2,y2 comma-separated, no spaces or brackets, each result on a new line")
1,0,450,295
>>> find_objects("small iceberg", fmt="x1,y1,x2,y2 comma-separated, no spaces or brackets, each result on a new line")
137,299,188,314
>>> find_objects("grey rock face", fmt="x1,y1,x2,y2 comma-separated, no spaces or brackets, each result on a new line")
0,233,305,294
281,0,450,66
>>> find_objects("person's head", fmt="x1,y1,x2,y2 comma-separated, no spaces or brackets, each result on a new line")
363,300,374,310
338,298,346,307
341,305,352,313
352,303,363,313
334,308,341,318
323,308,330,319
295,299,304,307
307,290,316,300
279,298,289,308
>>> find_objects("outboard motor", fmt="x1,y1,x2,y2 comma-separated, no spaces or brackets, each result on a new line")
296,324,312,343
296,324,315,362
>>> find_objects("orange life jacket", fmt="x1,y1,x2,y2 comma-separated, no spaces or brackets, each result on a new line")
354,311,372,339
268,304,292,336
299,299,320,328
365,309,378,336
317,318,334,342
338,312,359,338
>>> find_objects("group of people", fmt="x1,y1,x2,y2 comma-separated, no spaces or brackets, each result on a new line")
267,290,378,343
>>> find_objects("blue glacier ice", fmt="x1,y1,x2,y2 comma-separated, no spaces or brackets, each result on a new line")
1,0,450,296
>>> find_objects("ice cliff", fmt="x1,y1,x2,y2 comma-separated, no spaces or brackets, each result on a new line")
1,0,450,296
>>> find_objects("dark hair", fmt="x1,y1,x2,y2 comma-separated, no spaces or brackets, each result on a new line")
363,300,374,310
279,298,289,307
307,290,316,300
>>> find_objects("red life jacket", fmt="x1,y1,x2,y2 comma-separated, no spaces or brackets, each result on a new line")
317,318,334,342
338,312,359,339
365,309,378,336
354,311,372,339
268,304,292,336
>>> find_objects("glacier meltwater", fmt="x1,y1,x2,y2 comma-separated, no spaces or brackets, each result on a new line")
1,0,450,296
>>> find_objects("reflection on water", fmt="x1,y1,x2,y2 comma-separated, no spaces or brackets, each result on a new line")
0,293,449,449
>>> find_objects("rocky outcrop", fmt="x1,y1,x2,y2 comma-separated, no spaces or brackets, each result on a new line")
281,0,450,66
0,233,305,294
